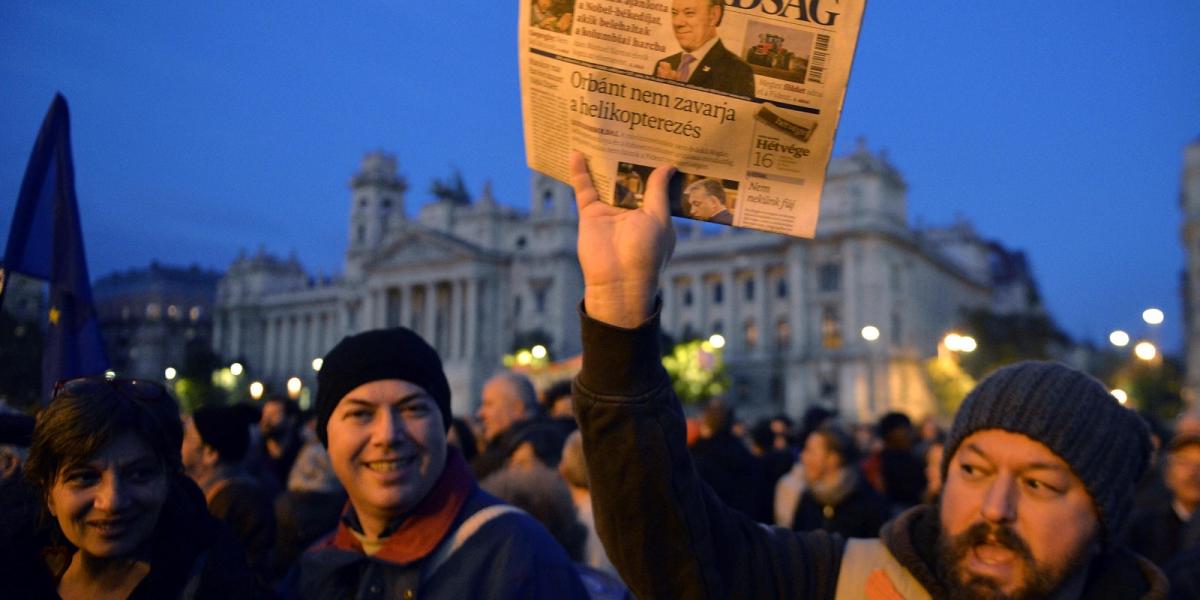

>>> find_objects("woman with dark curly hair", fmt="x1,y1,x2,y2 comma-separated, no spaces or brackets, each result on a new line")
13,377,267,599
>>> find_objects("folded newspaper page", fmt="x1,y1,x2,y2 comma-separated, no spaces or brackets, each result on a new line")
520,0,866,238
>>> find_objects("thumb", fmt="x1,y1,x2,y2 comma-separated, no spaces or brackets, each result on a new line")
642,164,676,225
570,151,599,213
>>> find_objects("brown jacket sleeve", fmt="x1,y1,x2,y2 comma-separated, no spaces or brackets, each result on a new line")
573,302,844,600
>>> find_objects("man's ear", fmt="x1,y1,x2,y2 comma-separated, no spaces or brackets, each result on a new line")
200,444,222,468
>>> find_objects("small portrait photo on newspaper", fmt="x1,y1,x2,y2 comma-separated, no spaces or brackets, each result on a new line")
741,21,815,84
530,0,575,34
617,162,739,226
653,0,756,98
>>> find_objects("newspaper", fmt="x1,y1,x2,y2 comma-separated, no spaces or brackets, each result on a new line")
520,0,867,238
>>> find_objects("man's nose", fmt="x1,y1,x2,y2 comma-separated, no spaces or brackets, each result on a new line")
980,475,1017,524
372,409,406,446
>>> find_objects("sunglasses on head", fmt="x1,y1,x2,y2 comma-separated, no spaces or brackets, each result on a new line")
52,376,171,403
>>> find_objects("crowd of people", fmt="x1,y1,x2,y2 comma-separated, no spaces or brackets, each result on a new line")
0,151,1196,598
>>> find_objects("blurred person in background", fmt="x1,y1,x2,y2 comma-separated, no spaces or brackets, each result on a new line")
271,435,346,581
0,411,46,583
473,371,543,480
791,425,888,538
484,462,632,600
182,404,277,582
559,430,618,577
690,398,767,521
1125,433,1200,567
873,411,927,513
259,395,304,493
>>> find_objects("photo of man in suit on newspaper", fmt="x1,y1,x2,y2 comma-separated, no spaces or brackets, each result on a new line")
654,0,756,98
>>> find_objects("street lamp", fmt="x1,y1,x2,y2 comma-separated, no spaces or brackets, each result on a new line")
164,367,177,381
249,381,265,400
708,334,726,349
861,325,880,342
230,362,244,376
531,344,548,360
287,377,302,399
1142,308,1164,326
311,357,323,372
959,336,978,353
1109,330,1130,347
943,333,964,352
1133,341,1158,362
1111,389,1128,405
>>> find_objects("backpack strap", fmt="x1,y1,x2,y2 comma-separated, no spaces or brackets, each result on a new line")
423,504,523,580
835,538,932,600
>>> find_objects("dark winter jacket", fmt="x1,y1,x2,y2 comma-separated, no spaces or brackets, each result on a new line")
1124,500,1189,567
571,303,1169,600
792,473,889,539
208,475,277,582
691,430,766,521
297,449,586,599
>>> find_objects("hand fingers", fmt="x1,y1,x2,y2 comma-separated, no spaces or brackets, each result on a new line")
570,151,599,213
642,164,676,225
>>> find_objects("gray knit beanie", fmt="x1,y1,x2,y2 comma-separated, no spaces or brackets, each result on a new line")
941,361,1150,548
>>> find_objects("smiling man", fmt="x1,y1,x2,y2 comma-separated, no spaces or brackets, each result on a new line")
298,327,586,599
567,152,1168,599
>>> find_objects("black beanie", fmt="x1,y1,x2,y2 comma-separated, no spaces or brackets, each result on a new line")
941,361,1151,548
315,327,451,446
192,405,251,464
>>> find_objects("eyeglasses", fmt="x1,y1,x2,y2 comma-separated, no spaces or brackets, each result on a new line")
52,376,171,404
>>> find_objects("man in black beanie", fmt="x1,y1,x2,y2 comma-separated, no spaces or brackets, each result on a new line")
566,152,1168,599
299,327,586,599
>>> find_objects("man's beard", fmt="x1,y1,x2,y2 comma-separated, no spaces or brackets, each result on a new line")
934,518,1089,600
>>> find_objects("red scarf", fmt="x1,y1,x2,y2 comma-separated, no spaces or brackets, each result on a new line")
315,447,475,564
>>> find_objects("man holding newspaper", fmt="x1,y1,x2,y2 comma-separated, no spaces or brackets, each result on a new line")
566,150,1168,598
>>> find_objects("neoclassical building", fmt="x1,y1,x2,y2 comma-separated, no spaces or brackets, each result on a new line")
214,144,1033,420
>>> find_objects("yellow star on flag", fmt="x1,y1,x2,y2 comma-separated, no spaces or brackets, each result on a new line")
48,306,61,325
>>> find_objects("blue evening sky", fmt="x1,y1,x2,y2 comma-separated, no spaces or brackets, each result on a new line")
2,2,1198,352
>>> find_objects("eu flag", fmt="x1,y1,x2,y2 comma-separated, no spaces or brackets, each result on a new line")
1,93,109,401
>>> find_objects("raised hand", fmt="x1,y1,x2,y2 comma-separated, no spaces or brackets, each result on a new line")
571,151,675,328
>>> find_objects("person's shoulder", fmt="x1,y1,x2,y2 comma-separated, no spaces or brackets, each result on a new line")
461,490,572,560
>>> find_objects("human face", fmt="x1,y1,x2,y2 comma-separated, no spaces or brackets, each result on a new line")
327,379,447,533
260,400,288,437
1165,443,1200,513
686,187,721,219
47,432,168,560
938,430,1099,599
477,377,525,442
671,0,720,52
800,433,833,482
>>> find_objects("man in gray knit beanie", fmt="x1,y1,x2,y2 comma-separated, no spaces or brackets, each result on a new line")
565,158,1169,600
932,360,1158,598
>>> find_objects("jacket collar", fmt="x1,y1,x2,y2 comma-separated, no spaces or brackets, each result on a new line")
880,504,1168,600
318,446,475,565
